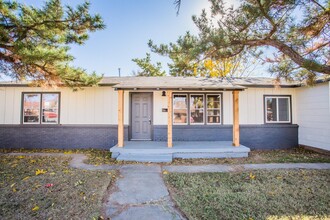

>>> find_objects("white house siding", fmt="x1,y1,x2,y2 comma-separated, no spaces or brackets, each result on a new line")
0,86,297,125
296,82,330,151
152,88,296,125
236,87,297,125
0,86,124,125
153,91,168,125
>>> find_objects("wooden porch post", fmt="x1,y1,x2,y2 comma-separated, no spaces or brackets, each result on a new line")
167,90,173,148
118,90,124,147
232,90,240,147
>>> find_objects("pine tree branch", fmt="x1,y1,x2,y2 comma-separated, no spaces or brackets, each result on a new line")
232,39,330,74
255,0,277,39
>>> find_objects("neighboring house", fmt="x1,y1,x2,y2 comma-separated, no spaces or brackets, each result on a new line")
0,76,329,153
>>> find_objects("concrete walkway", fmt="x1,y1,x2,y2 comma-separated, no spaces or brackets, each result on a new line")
104,165,184,220
2,152,330,220
3,152,330,172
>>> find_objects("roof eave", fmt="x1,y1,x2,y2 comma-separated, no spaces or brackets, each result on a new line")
113,87,246,91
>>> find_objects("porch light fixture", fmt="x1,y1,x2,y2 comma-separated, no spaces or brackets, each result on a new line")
162,91,166,96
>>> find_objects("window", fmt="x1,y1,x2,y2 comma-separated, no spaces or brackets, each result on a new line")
173,93,222,125
265,96,291,123
173,94,188,124
206,94,221,124
190,94,204,124
23,93,59,124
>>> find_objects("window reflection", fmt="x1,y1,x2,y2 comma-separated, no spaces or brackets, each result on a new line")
173,95,188,124
207,95,221,124
42,94,59,123
23,93,59,124
190,95,204,124
23,94,41,123
265,96,290,123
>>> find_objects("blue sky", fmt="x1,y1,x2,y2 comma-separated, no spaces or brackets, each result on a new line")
12,0,269,78
18,0,213,77
73,0,208,77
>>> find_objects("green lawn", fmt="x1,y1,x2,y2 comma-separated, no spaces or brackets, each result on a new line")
0,155,116,219
164,170,330,220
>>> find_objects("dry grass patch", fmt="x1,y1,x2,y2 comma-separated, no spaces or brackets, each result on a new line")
1,147,329,166
172,147,330,165
164,170,330,220
0,155,116,219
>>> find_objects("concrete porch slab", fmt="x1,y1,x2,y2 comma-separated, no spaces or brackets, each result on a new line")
110,141,250,162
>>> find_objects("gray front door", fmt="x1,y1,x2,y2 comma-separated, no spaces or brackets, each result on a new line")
131,93,153,140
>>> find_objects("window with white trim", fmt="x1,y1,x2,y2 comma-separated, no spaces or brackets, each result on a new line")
23,93,60,124
206,94,221,124
265,96,291,123
190,94,204,124
173,94,188,124
173,93,222,125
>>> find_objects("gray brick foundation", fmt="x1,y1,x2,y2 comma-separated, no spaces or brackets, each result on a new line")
0,125,128,149
153,124,298,150
0,124,298,150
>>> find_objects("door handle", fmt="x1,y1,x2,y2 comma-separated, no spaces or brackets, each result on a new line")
148,116,152,125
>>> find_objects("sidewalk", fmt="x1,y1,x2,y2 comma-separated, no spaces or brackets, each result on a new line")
163,163,330,173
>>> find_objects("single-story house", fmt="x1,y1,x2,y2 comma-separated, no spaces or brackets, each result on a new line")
0,76,329,161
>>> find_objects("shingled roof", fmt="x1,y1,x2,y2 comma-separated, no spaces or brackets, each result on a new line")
99,76,300,90
1,76,329,88
105,77,246,90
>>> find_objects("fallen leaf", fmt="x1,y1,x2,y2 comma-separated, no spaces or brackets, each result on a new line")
249,173,256,180
36,169,47,176
12,187,17,192
75,180,83,186
22,176,30,181
17,155,25,159
63,169,70,174
10,183,16,188
32,206,39,211
163,170,169,175
30,160,37,163
49,172,56,175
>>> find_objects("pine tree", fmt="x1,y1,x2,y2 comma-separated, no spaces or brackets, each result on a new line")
148,32,258,77
170,0,330,82
132,53,166,76
0,0,105,87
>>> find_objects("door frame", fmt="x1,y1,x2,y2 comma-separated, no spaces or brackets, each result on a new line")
129,92,154,141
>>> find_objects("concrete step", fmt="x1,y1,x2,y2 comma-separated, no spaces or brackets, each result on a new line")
117,153,173,163
173,152,249,159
